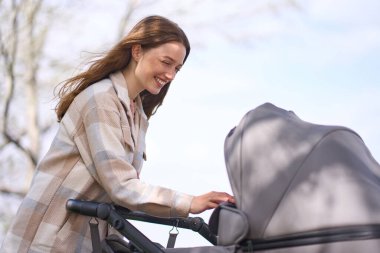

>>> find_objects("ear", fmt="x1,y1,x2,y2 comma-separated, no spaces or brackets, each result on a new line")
131,44,142,61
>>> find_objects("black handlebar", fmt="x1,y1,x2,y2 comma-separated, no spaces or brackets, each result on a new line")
66,199,218,251
66,199,165,253
115,205,217,245
66,199,112,219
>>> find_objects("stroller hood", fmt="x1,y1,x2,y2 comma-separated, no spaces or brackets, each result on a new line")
224,103,380,240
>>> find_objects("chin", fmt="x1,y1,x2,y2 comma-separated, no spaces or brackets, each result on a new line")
147,89,161,95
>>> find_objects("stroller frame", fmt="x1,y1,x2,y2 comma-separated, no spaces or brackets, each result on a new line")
66,199,380,252
66,199,216,252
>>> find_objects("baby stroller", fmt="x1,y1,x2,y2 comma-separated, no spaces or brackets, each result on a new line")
67,102,380,252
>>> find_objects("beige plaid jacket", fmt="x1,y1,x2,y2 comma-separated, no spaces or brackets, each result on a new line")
1,71,193,253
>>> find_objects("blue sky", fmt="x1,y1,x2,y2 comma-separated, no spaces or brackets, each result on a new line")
39,0,380,247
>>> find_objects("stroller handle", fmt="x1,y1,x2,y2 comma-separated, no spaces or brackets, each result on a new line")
66,199,111,219
115,206,217,245
66,199,165,253
66,199,217,246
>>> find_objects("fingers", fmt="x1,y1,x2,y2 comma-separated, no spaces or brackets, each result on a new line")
208,191,235,204
207,202,219,209
227,195,236,204
189,191,235,214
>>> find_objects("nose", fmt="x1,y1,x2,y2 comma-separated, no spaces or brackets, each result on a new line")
164,68,177,81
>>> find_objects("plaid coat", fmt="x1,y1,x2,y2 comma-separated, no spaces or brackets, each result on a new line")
1,71,193,253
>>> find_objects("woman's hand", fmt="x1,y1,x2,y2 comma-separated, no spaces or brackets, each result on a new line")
190,191,235,214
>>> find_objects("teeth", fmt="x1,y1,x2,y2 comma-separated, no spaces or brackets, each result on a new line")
156,77,166,86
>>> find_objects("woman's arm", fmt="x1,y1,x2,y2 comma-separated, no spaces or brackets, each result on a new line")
74,103,192,217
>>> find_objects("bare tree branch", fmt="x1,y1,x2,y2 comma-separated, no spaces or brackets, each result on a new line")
0,185,27,198
2,0,21,149
23,0,45,164
0,28,9,66
3,132,38,165
117,0,140,40
0,0,47,183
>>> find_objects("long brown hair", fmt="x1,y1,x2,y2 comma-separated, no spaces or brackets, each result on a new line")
55,15,190,121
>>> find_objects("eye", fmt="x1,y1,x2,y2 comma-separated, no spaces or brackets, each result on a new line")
162,60,171,65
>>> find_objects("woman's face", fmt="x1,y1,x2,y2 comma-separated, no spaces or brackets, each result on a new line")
133,41,186,95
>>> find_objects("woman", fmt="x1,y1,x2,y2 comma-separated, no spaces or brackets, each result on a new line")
1,15,234,252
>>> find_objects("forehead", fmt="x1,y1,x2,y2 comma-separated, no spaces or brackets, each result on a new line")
146,41,186,65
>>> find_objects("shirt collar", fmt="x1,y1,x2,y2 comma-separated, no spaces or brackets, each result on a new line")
109,71,147,121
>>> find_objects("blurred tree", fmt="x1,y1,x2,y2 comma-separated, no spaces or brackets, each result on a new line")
0,0,49,196
0,0,299,241
0,0,300,196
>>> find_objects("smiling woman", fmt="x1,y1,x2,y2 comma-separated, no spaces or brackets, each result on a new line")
54,15,191,121
0,15,234,253
124,41,186,97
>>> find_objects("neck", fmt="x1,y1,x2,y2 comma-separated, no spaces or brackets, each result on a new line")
122,64,143,101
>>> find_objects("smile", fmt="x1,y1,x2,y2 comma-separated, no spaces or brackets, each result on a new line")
155,77,166,88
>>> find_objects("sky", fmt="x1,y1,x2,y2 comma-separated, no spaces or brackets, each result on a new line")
3,0,379,248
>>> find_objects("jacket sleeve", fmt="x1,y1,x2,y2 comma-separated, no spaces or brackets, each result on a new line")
72,102,193,218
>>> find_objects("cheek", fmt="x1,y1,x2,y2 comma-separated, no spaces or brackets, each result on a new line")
135,63,148,80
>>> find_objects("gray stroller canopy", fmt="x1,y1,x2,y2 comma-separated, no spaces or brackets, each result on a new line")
224,102,380,240
167,103,380,252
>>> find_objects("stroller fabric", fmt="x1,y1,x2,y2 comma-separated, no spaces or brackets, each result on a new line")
168,103,380,252
223,103,380,239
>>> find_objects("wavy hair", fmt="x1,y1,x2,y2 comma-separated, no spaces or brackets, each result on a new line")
55,15,190,121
